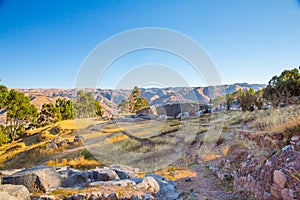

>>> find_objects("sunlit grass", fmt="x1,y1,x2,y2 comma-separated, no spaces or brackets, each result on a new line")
47,156,101,170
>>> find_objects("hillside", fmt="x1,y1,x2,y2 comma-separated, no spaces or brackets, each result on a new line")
0,105,299,199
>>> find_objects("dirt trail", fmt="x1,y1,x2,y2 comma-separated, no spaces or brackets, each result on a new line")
176,165,248,200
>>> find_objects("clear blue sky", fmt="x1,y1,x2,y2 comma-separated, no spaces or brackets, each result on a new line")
0,0,300,88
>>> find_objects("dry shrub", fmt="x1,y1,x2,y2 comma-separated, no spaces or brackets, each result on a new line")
270,115,300,133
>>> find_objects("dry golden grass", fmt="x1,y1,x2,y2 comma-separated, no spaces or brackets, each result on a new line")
270,115,300,133
203,154,221,161
48,184,147,199
221,145,230,156
108,135,129,143
60,119,103,130
154,165,197,181
47,156,101,169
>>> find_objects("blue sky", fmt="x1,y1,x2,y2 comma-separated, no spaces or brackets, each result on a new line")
0,0,300,89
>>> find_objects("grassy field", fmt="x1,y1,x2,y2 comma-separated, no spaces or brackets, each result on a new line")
0,105,299,171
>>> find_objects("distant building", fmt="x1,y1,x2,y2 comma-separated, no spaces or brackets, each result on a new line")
137,103,210,117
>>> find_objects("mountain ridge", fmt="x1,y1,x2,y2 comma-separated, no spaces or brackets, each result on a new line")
13,83,265,115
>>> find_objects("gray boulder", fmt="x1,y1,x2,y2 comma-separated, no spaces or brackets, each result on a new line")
88,168,120,181
65,171,90,188
136,176,160,193
2,166,63,193
0,184,30,200
109,165,139,179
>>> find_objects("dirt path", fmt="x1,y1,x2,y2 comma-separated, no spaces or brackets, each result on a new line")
176,165,248,200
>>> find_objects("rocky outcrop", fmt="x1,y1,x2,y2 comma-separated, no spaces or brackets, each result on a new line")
1,165,182,200
210,140,300,200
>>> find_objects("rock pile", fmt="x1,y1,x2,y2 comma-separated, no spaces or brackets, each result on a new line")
0,164,182,200
209,136,300,200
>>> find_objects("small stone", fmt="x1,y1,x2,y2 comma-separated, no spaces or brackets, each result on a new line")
107,192,119,200
143,193,154,200
291,135,299,142
265,160,272,167
263,191,272,200
282,145,292,152
184,177,192,182
273,170,287,188
131,194,142,200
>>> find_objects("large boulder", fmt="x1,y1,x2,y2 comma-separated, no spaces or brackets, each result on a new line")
109,165,139,179
0,184,30,200
2,166,63,193
136,176,160,193
65,169,90,188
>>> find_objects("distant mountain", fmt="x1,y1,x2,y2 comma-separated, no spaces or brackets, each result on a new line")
15,83,265,115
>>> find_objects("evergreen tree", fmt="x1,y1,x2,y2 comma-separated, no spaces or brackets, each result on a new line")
94,100,104,119
37,103,61,125
127,86,149,113
264,68,300,106
56,98,75,120
74,91,104,118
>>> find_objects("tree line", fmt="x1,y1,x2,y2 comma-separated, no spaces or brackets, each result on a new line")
213,67,300,111
0,86,104,145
